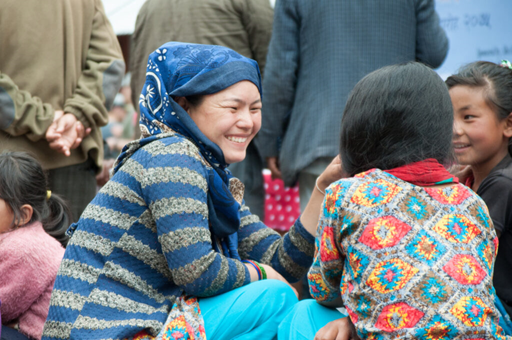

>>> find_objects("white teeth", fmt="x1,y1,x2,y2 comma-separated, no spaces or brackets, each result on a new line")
453,144,470,149
227,136,247,143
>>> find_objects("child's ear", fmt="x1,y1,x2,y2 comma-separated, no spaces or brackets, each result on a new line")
18,204,33,226
503,112,512,138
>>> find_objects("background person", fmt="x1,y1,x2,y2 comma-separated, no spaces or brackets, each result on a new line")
0,0,125,221
258,0,449,212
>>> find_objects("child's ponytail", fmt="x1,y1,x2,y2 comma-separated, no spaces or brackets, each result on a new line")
43,193,72,247
500,60,512,155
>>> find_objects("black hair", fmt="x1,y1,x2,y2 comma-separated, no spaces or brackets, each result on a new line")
185,94,205,107
445,61,512,122
340,62,454,176
0,152,72,246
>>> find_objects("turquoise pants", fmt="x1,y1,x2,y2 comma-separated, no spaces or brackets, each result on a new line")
278,298,511,339
495,294,512,335
278,299,348,340
198,280,298,340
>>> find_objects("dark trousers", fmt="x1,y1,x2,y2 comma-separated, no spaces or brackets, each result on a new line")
1,326,30,340
229,142,265,220
47,158,97,222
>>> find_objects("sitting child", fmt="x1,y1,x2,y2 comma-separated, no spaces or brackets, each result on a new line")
446,61,512,326
0,152,71,340
279,62,511,340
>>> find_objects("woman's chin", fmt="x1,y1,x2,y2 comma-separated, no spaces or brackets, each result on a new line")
225,152,247,165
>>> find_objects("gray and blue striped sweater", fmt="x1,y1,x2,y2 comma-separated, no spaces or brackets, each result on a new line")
42,133,315,339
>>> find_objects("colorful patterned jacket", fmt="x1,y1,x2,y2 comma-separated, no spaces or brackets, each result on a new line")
42,133,314,339
308,169,510,339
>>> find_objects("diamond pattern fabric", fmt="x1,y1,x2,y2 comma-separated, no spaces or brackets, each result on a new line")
308,169,508,339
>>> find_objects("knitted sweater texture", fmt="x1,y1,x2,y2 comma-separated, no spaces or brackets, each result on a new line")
43,133,315,339
0,222,65,340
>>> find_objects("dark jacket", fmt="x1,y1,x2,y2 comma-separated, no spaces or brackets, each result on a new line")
258,0,449,186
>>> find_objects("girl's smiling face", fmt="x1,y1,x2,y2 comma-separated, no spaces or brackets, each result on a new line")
185,80,262,164
450,85,512,171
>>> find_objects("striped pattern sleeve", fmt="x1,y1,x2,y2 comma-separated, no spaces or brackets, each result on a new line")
237,205,315,283
141,137,250,297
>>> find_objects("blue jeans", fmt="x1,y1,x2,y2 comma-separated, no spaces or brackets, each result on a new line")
198,280,298,340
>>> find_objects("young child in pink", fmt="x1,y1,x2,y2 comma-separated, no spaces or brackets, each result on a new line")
0,152,71,340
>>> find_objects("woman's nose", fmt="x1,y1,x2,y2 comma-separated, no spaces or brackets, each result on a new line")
237,109,254,129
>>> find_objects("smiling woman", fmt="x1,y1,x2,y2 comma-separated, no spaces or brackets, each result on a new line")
42,42,344,340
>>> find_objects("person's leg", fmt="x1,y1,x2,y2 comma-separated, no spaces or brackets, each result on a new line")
278,299,347,340
199,280,298,340
298,157,333,212
47,158,97,222
1,326,30,340
298,171,316,214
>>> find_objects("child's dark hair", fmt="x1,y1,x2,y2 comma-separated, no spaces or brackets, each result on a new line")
340,62,454,176
446,61,512,154
446,61,512,121
0,151,71,246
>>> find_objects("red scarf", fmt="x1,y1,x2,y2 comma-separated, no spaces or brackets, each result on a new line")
383,158,459,186
465,176,474,188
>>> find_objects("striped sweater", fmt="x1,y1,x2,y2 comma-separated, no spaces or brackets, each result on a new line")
42,133,315,339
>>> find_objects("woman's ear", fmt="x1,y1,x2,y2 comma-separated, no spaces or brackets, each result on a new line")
504,112,512,138
175,96,190,112
18,204,33,227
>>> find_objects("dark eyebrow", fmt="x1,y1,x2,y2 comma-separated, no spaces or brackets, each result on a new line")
222,98,262,105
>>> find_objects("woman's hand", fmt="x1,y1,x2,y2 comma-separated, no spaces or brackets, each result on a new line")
314,317,360,340
266,157,282,180
316,155,347,193
300,155,347,236
259,264,299,298
448,164,472,184
244,263,299,298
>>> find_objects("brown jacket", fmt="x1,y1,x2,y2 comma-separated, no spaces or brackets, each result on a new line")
0,0,125,170
130,0,273,111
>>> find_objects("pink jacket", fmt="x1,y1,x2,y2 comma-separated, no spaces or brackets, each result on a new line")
0,222,64,340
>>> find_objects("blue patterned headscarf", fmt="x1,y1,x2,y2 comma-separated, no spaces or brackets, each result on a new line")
114,42,261,259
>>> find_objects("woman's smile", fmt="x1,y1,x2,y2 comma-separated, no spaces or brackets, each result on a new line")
226,135,249,144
